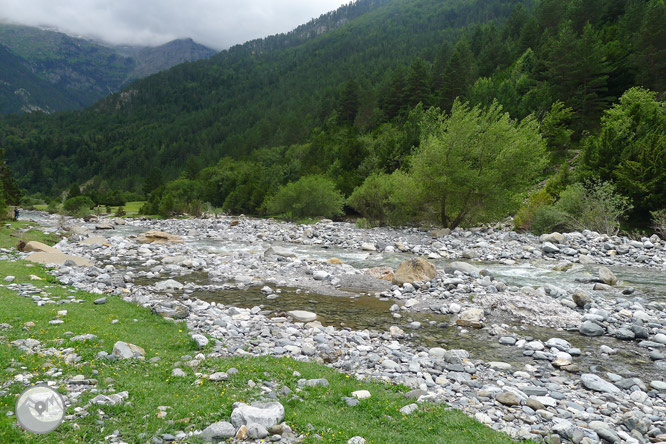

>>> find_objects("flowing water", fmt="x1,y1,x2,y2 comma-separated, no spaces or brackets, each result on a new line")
22,211,666,381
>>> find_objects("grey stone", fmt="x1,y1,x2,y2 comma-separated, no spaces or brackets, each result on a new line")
230,402,285,429
286,310,317,322
192,334,209,348
580,321,605,336
201,421,235,442
247,423,269,439
572,291,591,308
580,374,620,393
598,267,618,285
94,297,107,305
112,341,145,359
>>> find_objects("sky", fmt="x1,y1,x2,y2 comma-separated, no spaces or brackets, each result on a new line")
0,0,350,50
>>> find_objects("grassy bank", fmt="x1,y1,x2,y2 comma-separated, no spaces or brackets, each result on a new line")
0,221,524,443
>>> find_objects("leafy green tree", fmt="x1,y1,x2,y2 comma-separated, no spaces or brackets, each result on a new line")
266,175,344,220
582,87,666,222
411,101,548,229
347,170,421,226
63,195,95,216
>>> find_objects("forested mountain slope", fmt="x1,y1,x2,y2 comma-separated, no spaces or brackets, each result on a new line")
0,0,530,192
0,24,216,113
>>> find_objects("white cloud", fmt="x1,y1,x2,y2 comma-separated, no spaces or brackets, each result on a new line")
0,0,350,50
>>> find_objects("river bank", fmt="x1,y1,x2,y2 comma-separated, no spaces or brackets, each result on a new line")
14,212,666,443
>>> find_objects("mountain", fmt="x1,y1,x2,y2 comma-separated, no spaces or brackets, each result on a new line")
0,23,216,113
0,44,80,113
1,0,662,213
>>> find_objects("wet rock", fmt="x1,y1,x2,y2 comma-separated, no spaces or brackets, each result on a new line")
155,279,184,292
26,251,94,267
392,258,436,285
580,321,605,336
598,267,618,285
541,232,566,244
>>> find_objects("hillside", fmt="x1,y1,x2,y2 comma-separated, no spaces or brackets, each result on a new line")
1,0,664,228
0,44,81,113
0,0,528,190
0,23,216,112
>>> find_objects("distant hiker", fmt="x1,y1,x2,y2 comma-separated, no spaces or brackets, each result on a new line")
14,208,19,220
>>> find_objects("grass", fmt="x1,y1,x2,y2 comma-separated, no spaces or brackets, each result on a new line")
0,220,61,250
0,221,526,444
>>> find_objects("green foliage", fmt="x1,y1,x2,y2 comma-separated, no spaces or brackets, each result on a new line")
411,100,548,229
532,180,632,235
68,183,81,199
347,171,421,226
63,195,94,216
513,188,555,232
651,208,666,239
115,206,126,217
581,87,666,223
266,175,344,220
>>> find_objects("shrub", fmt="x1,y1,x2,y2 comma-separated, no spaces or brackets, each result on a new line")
530,205,569,235
63,195,95,217
347,171,421,226
115,206,126,217
266,175,344,220
554,180,632,235
651,209,666,239
513,188,555,232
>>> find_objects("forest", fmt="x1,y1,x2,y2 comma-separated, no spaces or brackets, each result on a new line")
0,0,664,234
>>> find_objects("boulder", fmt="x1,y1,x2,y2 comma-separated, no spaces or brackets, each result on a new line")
572,291,591,307
152,301,189,319
392,258,437,285
540,232,566,244
25,251,94,267
154,279,184,292
579,321,605,336
286,310,317,322
230,402,285,429
598,267,618,285
24,241,60,254
445,261,480,275
264,246,297,258
456,308,484,328
136,230,184,244
95,223,114,230
112,341,145,359
580,374,620,393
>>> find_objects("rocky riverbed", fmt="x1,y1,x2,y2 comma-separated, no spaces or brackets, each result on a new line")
12,212,666,443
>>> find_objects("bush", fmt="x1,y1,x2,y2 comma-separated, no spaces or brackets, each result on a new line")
63,195,95,217
652,209,666,239
347,171,421,226
115,206,126,217
513,188,555,232
533,180,632,235
266,175,344,220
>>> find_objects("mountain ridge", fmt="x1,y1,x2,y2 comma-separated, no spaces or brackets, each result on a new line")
0,23,216,113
